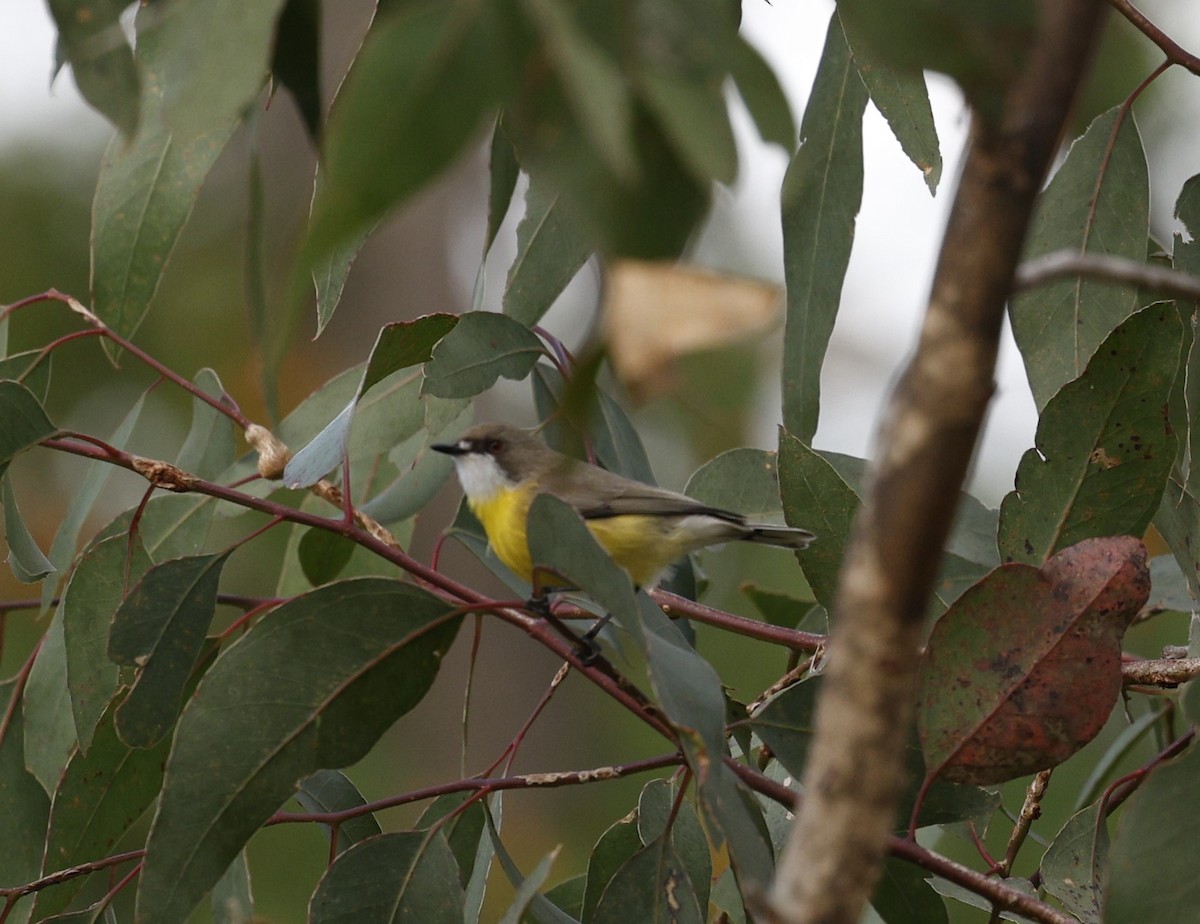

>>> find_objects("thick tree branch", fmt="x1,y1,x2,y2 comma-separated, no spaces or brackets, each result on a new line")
765,4,1108,923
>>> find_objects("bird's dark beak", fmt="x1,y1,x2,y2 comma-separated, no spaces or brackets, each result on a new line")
431,440,467,456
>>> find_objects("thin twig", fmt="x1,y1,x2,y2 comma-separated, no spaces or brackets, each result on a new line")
1105,0,1200,75
1016,250,1200,301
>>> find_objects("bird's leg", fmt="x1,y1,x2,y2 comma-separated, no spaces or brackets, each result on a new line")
527,566,601,662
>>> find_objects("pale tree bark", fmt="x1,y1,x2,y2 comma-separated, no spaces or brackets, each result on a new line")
764,3,1108,922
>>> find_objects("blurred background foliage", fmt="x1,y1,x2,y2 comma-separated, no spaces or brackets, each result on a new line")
1,0,1198,920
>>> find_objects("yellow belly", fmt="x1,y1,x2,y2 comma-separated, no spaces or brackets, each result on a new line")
469,488,684,587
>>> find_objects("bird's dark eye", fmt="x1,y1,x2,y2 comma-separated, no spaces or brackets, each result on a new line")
487,439,503,454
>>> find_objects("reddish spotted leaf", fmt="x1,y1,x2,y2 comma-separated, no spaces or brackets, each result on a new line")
919,536,1149,785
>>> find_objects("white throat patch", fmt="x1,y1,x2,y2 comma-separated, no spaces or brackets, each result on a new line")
453,453,517,501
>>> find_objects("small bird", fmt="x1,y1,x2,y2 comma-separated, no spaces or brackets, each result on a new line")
433,422,814,588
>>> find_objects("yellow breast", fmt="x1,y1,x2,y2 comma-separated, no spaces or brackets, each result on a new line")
471,486,685,587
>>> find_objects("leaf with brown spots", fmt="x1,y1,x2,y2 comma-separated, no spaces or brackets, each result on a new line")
918,536,1149,785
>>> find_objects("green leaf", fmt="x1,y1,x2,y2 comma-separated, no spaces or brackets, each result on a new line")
871,856,948,924
212,852,254,924
0,380,56,466
1009,108,1150,409
741,584,817,629
3,476,54,582
998,304,1180,564
313,223,367,338
308,831,464,924
176,369,236,481
46,0,139,136
781,12,867,442
835,0,1035,122
416,791,487,885
282,401,354,489
583,815,642,923
778,430,858,609
1040,802,1106,924
637,780,711,914
485,118,520,255
136,579,460,924
297,527,358,586
108,551,231,747
1106,737,1200,923
498,846,560,924
272,0,321,141
531,361,656,483
422,311,544,399
63,535,154,751
728,36,796,150
592,837,703,924
684,447,785,520
308,1,517,263
483,802,577,924
525,0,635,180
842,21,941,193
502,170,593,327
362,314,460,395
140,0,287,139
90,11,238,348
23,612,78,793
0,680,50,905
32,700,173,919
43,389,145,612
295,769,383,854
94,493,215,562
542,875,585,921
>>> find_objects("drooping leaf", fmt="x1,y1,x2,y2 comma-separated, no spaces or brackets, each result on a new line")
136,580,460,924
91,9,239,348
531,361,656,483
308,1,518,263
313,223,367,338
842,19,941,193
308,831,464,924
176,369,236,481
421,311,544,399
483,803,577,924
524,0,635,180
3,476,54,582
46,0,140,136
502,169,593,327
728,36,796,151
272,0,321,141
281,400,354,489
998,304,1180,565
637,780,711,914
93,493,215,562
415,791,487,886
1040,801,1106,924
211,852,254,924
919,537,1150,785
23,612,78,793
32,700,173,919
43,388,145,612
62,534,154,750
295,769,383,855
778,430,858,609
592,837,703,924
1009,108,1150,409
871,856,949,924
583,815,643,924
139,0,287,139
0,680,50,907
780,12,867,443
109,551,231,747
361,314,460,395
1105,738,1200,923
497,846,560,924
0,380,56,466
485,117,520,256
835,0,1036,122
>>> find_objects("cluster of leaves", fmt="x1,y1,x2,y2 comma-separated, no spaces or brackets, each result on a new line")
4,1,1200,923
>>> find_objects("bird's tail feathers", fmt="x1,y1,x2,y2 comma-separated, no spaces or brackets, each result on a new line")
742,524,815,550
